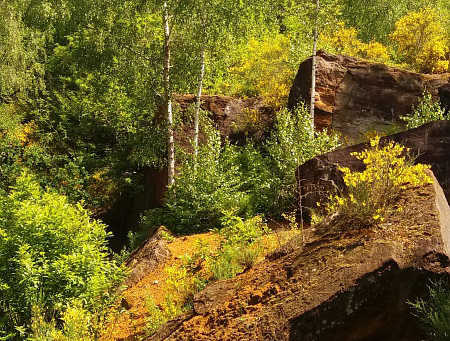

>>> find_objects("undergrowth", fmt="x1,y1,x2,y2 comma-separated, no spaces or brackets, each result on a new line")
410,280,450,341
144,212,284,335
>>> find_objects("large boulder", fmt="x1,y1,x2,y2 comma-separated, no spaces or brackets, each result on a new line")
296,120,450,213
145,172,450,341
288,51,449,140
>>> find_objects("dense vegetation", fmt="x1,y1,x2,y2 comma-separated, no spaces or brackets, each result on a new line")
2,0,449,214
1,0,450,338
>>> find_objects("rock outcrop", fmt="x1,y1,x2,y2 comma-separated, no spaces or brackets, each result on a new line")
288,51,449,140
297,120,450,213
125,227,171,286
174,94,274,143
145,172,450,341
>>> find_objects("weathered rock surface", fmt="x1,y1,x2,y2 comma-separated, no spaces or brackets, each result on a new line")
125,227,171,286
174,94,274,142
144,172,450,341
297,120,450,213
288,51,449,140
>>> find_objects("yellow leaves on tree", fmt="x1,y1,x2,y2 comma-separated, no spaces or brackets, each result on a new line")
390,7,449,73
321,22,390,63
227,34,293,108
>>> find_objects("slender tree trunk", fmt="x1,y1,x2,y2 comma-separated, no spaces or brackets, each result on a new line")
163,1,175,186
310,0,319,133
194,39,206,159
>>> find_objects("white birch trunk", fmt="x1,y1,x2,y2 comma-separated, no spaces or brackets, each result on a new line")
194,41,206,159
310,0,319,134
163,1,175,186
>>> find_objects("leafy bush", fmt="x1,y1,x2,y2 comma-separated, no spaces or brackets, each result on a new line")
321,22,390,63
324,137,432,227
264,104,340,214
410,280,450,341
390,7,449,73
0,173,125,339
139,103,339,236
209,213,269,279
223,34,293,108
402,92,447,129
145,295,186,336
29,302,96,341
141,128,245,234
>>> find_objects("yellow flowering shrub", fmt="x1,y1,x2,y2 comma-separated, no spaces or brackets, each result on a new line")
325,136,433,227
227,34,293,108
362,41,390,63
390,7,449,73
321,22,390,63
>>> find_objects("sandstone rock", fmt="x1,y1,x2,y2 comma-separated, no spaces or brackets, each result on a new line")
125,226,171,286
174,94,275,144
297,120,450,213
288,51,449,140
143,173,450,341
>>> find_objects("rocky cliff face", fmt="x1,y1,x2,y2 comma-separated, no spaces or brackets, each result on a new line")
288,51,449,140
145,171,450,341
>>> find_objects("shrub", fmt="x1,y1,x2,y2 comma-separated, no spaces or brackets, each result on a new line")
142,129,244,234
410,280,450,341
265,104,340,214
29,302,96,341
321,22,390,63
0,172,125,339
145,295,185,336
402,92,447,129
390,7,449,73
324,137,432,227
139,103,339,236
225,34,293,108
209,212,269,279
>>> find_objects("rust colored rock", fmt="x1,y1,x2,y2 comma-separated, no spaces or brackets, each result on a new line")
142,174,450,341
288,51,449,140
174,94,275,144
125,226,171,287
297,120,450,213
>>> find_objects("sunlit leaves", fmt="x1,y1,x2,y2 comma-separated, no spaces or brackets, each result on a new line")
390,7,449,73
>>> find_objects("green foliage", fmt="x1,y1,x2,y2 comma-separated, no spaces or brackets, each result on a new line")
340,0,433,44
0,173,125,339
146,296,169,335
153,127,244,234
140,103,339,235
223,34,293,107
324,137,433,228
210,213,269,279
29,302,96,341
410,280,450,341
402,92,448,129
264,104,340,213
